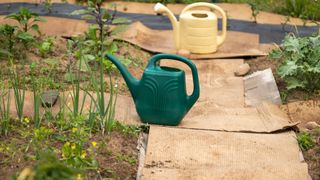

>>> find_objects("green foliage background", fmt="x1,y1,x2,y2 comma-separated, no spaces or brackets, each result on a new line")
119,0,320,21
218,0,320,21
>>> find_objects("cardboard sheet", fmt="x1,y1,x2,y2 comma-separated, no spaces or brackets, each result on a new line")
141,126,308,180
244,68,282,106
180,101,297,132
160,59,245,107
117,22,266,59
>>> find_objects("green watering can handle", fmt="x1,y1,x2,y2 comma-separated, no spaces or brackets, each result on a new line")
147,54,200,110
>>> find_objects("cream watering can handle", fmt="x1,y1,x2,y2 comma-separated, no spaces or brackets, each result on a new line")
181,3,227,46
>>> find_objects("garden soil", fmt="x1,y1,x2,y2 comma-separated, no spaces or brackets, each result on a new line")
286,100,320,129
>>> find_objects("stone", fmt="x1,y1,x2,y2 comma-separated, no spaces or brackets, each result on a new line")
305,121,320,130
177,49,191,58
41,90,59,108
234,63,250,76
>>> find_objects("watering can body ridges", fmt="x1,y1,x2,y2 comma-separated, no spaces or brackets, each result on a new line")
106,54,200,126
154,2,227,54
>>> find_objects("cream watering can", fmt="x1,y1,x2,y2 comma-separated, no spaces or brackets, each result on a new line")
154,2,227,54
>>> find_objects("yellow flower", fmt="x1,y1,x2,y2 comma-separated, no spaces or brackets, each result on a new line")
65,142,70,146
91,141,97,148
80,151,87,159
77,173,82,180
71,144,76,150
23,117,29,123
71,127,78,133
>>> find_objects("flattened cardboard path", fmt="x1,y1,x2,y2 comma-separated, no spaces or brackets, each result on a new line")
118,22,266,59
142,126,308,180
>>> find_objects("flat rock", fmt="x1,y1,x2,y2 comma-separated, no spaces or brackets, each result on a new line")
41,90,59,108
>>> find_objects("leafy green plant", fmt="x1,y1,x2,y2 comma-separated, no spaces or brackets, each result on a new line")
0,24,16,57
42,0,53,13
71,0,124,135
0,86,11,136
249,2,260,23
30,63,43,128
284,0,305,18
34,127,54,142
112,121,141,136
221,0,320,21
6,7,46,58
0,24,36,59
6,7,45,34
297,132,315,151
37,37,55,57
17,151,80,180
9,60,25,122
268,34,320,93
60,116,98,169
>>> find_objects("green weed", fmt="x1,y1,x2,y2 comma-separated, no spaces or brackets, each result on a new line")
0,88,11,136
37,37,55,58
297,132,315,151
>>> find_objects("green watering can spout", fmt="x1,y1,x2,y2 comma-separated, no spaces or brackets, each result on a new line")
105,54,139,99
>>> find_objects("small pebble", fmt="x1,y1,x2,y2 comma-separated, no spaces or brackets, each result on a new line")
234,63,250,76
305,121,320,130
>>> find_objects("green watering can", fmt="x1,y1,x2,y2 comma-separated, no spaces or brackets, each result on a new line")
106,54,200,126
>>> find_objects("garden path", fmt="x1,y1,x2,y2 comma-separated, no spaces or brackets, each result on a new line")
139,58,309,180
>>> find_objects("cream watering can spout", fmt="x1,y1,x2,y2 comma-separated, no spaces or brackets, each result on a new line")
154,2,227,54
154,3,180,48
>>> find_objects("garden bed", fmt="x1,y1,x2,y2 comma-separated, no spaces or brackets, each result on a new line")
0,121,140,179
0,1,319,179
